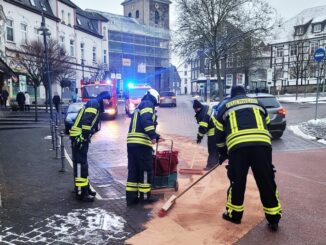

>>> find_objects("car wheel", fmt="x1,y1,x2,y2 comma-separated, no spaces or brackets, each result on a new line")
271,132,283,139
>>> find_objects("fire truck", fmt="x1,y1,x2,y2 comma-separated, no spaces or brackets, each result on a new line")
124,83,151,116
80,79,118,119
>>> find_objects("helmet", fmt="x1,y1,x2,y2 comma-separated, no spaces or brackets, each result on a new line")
97,91,111,100
147,88,160,105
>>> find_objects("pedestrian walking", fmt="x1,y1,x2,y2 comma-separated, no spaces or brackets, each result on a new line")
193,99,219,170
214,85,282,231
69,91,111,202
24,92,31,111
16,91,25,111
1,89,9,109
126,88,163,206
52,93,61,113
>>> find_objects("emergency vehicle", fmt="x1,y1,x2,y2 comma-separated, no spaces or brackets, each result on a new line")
124,83,151,116
81,79,118,119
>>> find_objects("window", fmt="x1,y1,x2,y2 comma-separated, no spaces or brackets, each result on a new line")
290,45,298,56
40,1,47,11
128,12,132,18
67,13,71,25
103,50,107,64
80,43,85,59
70,40,75,57
34,27,41,41
136,10,139,19
296,26,304,35
236,73,244,85
6,20,14,42
237,56,243,67
226,55,234,68
102,26,107,39
30,0,36,6
276,47,283,58
21,23,27,44
59,36,65,48
155,11,159,24
226,74,233,86
92,47,97,63
313,24,322,33
310,42,318,56
61,10,65,23
184,78,187,84
77,18,81,25
184,71,187,76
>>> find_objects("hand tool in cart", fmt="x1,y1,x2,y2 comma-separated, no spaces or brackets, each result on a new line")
158,160,226,217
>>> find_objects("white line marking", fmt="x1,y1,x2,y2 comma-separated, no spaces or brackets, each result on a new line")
64,148,104,200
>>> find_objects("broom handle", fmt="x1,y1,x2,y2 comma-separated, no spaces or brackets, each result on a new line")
190,145,198,169
176,161,222,200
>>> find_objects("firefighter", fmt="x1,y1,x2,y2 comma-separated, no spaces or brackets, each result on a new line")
69,91,111,202
213,85,282,231
193,100,219,170
126,88,162,206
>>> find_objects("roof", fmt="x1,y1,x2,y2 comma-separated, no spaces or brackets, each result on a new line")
121,0,171,5
75,8,103,38
87,10,170,40
58,0,77,8
270,5,326,44
4,0,59,21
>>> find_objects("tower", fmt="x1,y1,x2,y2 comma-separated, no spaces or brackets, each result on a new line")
121,0,170,29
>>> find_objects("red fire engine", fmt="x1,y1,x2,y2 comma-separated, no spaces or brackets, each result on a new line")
80,79,118,119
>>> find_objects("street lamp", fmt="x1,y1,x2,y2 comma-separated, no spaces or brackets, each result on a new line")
38,11,53,122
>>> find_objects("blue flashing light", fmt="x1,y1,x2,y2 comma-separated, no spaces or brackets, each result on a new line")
127,82,134,88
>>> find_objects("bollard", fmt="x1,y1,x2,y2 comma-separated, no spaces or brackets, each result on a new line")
51,121,55,150
59,131,66,172
55,125,60,159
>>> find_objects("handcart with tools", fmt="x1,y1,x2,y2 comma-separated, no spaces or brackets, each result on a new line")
152,139,179,192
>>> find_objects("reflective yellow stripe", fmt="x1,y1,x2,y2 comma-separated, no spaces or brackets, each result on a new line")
227,128,270,142
227,134,271,150
82,125,92,130
126,182,138,187
127,138,152,147
217,142,226,147
264,190,282,215
126,187,138,191
75,177,89,187
85,107,97,114
128,132,151,140
227,203,244,212
132,111,138,133
198,132,204,137
91,113,99,128
144,125,155,132
199,121,208,127
266,115,271,124
126,182,139,192
69,108,84,136
212,117,224,131
138,183,151,193
140,108,153,115
207,128,215,136
254,108,265,129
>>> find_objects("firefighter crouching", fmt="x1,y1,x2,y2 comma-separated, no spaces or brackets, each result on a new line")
193,100,219,170
69,91,111,202
126,88,163,206
213,86,282,231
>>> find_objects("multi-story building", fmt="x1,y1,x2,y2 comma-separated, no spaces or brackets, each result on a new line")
1,0,109,102
270,5,326,94
92,0,171,92
178,61,191,95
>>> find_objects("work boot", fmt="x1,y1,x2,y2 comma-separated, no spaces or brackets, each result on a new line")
126,198,139,207
76,194,95,202
87,186,97,196
140,195,160,204
222,212,241,224
268,222,279,232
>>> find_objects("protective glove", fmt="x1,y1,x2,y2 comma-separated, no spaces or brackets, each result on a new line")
196,135,202,144
219,153,228,165
76,135,86,150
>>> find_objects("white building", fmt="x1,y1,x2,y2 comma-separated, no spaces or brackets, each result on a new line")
1,0,109,102
178,61,191,95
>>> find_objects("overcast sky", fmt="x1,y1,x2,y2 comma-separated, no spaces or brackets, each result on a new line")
73,0,326,21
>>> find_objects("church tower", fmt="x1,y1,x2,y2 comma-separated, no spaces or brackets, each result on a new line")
121,0,170,29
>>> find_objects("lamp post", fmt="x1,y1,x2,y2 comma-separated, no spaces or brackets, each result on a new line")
38,12,53,121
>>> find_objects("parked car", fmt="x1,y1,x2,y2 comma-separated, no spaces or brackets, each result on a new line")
64,102,101,134
159,91,177,107
213,93,286,139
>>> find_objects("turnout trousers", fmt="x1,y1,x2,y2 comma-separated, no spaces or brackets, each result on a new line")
126,145,153,204
225,145,282,224
206,135,219,169
72,142,90,196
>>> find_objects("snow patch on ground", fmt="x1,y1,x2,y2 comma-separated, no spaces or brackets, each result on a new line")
288,125,315,140
278,96,326,103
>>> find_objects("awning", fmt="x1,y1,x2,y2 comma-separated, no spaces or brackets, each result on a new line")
0,57,17,80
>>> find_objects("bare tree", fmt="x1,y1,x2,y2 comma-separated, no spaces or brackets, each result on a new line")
173,0,277,99
13,38,74,121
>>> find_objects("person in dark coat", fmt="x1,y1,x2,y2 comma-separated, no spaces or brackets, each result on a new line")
52,93,61,112
16,91,25,111
2,89,9,109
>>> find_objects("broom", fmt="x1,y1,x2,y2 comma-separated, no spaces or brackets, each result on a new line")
179,145,203,175
158,160,224,217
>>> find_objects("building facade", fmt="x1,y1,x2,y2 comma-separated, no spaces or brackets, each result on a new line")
178,61,191,95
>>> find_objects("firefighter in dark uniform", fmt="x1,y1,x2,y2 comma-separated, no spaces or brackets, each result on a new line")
69,91,111,202
126,88,162,206
213,86,282,231
193,100,219,170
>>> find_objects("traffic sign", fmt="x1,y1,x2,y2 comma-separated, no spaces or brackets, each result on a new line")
314,48,325,62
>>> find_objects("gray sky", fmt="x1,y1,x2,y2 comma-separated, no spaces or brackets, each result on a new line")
73,0,326,21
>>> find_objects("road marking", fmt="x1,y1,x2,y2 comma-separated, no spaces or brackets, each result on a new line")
64,148,104,200
279,170,326,186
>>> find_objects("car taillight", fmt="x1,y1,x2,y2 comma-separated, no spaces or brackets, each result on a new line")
278,108,286,117
172,96,176,99
160,96,165,100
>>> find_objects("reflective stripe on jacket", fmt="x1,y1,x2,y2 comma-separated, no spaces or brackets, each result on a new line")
195,105,215,138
